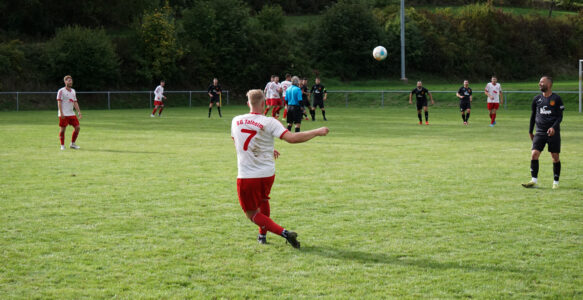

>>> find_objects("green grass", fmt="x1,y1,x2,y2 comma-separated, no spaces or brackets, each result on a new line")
1,106,582,298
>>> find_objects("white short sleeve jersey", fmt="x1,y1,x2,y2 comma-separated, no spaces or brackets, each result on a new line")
280,80,292,98
231,113,289,178
154,85,164,101
57,87,77,117
265,82,281,99
485,82,502,103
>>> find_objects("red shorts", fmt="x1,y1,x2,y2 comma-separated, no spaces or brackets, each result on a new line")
154,100,164,106
487,103,499,110
271,98,282,106
59,116,79,127
236,175,275,212
266,98,277,106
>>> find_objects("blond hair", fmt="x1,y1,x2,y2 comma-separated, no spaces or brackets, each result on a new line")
246,89,265,106
63,75,72,82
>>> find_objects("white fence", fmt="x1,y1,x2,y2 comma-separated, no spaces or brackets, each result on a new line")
0,89,580,112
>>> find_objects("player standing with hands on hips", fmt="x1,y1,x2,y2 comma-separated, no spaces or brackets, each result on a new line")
485,76,503,127
409,81,434,125
522,76,564,190
57,75,82,150
208,78,222,118
151,80,166,117
231,89,329,248
457,80,472,125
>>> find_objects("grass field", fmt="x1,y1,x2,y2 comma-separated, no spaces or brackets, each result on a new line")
1,106,582,298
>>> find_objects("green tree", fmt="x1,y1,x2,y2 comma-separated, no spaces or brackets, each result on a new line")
45,26,120,90
139,2,183,82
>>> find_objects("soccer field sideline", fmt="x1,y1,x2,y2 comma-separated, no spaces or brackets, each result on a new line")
0,106,582,298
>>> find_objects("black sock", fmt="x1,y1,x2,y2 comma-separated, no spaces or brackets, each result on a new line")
310,110,315,121
322,110,326,120
531,159,539,178
287,125,292,131
425,111,429,121
295,127,300,132
461,113,466,122
466,112,470,121
208,107,212,117
218,106,222,117
553,161,561,181
418,113,422,122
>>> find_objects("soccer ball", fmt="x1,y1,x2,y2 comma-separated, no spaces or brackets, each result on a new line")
372,46,387,61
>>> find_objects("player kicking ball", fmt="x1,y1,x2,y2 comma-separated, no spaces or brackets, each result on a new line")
57,75,82,150
522,76,564,189
232,89,329,248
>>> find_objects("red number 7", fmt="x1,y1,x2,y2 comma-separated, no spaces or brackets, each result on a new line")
241,129,257,151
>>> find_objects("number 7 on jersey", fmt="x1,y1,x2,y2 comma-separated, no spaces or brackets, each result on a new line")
241,129,257,151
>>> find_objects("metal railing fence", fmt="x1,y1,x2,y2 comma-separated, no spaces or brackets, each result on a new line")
0,89,580,111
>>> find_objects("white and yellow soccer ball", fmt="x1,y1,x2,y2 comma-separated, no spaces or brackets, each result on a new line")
372,46,387,61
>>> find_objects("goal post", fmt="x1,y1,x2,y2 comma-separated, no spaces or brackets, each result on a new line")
579,59,582,113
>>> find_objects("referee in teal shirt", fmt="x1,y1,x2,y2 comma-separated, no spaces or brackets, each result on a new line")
285,76,303,132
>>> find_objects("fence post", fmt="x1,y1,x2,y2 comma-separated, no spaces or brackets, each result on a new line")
16,92,19,112
345,92,348,108
504,93,507,110
107,92,111,110
381,91,384,107
149,91,152,110
189,91,192,108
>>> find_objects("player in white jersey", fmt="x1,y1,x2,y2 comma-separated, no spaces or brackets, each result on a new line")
57,75,82,150
485,76,503,126
151,80,166,117
232,89,329,248
278,73,292,119
263,75,281,117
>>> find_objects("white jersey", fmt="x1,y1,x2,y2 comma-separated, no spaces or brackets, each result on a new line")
154,85,164,101
264,82,281,99
280,80,292,98
57,87,77,117
231,113,288,178
485,82,502,103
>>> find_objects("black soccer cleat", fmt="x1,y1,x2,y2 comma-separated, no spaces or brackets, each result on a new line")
282,230,300,249
257,234,266,245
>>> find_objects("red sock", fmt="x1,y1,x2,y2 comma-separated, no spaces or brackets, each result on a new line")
252,212,284,236
489,113,493,124
158,107,164,115
152,108,157,115
492,113,496,122
264,107,269,115
283,108,288,118
272,107,280,117
72,130,79,143
258,201,270,235
59,131,65,145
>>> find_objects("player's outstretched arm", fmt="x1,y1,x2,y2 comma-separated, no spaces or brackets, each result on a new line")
281,127,329,144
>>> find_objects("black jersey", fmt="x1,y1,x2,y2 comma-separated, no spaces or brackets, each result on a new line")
310,84,326,101
208,84,221,100
529,93,564,134
301,85,309,98
458,86,472,102
411,87,429,101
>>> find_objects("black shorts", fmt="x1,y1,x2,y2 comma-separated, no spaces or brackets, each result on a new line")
416,100,428,110
532,132,561,153
302,99,311,108
286,105,302,124
460,101,471,111
313,98,324,108
210,97,220,104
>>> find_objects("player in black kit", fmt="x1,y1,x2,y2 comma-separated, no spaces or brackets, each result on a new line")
456,80,472,125
522,76,564,189
300,78,312,120
208,78,222,118
310,77,327,121
409,81,435,125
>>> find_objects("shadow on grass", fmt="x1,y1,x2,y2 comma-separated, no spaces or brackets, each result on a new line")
82,149,163,154
301,245,523,273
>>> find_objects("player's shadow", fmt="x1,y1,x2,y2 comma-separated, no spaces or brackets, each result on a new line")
301,245,523,274
82,149,162,154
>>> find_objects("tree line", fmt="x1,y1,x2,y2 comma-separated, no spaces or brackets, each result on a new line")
0,0,581,93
